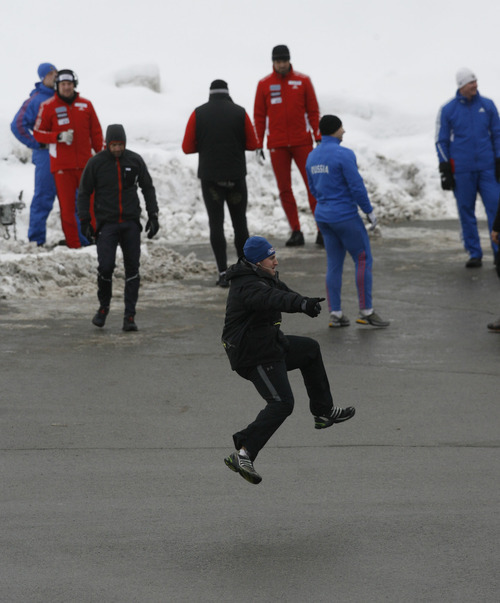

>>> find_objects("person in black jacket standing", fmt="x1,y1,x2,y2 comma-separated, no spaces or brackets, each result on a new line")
221,236,355,484
78,124,159,332
182,80,258,287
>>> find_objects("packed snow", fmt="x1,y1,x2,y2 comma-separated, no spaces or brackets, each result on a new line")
1,0,498,300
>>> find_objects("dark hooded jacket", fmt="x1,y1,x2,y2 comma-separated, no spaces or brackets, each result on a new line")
221,258,305,370
77,124,158,229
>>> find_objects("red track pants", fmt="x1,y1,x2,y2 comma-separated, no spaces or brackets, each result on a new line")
269,144,317,232
53,169,94,248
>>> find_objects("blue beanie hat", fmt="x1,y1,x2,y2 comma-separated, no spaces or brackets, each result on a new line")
38,63,57,80
243,236,276,264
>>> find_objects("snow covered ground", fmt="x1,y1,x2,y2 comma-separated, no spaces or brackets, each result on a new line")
1,0,498,300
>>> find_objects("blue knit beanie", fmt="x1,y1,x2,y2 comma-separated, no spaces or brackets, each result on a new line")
38,63,57,80
243,236,275,264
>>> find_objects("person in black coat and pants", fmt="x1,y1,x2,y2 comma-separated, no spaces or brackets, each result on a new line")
78,124,159,332
221,236,355,484
182,80,258,287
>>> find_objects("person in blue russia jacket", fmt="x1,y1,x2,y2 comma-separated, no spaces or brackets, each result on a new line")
435,67,500,268
306,115,389,328
10,63,58,246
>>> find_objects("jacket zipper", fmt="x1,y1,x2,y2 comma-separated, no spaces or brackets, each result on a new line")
116,158,123,222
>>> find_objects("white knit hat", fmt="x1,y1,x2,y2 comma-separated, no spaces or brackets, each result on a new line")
456,67,477,88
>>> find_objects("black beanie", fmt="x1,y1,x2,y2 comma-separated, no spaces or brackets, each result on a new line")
209,79,229,94
272,45,290,61
319,115,342,136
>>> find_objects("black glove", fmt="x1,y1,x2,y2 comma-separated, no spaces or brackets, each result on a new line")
301,297,326,318
146,213,159,239
81,220,95,243
495,158,500,183
439,162,455,191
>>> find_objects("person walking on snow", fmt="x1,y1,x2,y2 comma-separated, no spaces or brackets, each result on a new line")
306,115,389,328
254,45,321,247
77,124,159,332
34,69,103,248
182,79,258,287
435,67,500,268
10,63,58,246
221,235,355,485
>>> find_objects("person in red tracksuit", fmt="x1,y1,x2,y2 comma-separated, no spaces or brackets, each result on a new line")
254,45,321,247
34,69,103,248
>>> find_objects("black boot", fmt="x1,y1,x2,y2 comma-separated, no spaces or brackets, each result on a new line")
285,230,305,247
123,315,138,332
92,307,109,328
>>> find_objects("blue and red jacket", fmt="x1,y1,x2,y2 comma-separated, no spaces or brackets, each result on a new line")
306,136,373,223
435,91,500,173
11,81,55,150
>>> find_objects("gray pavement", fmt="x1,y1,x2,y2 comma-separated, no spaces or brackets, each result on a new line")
1,220,499,602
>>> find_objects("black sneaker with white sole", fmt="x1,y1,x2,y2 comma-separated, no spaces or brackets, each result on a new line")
224,451,262,485
314,405,356,429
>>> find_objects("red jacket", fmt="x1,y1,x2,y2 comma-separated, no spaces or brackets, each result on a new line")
254,65,320,149
34,93,103,172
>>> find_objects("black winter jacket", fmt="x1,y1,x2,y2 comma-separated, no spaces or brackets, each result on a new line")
78,145,158,229
221,258,305,370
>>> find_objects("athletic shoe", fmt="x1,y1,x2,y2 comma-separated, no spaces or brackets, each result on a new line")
123,315,138,332
356,311,390,327
329,313,350,328
314,405,356,430
286,230,305,247
487,318,500,332
465,257,482,268
92,306,109,328
216,272,229,288
224,451,262,485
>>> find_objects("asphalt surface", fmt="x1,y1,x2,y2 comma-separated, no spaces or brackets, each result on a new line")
1,220,499,602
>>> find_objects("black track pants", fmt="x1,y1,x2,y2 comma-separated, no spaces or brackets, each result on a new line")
232,335,334,460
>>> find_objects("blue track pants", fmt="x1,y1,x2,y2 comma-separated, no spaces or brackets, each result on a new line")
454,169,500,259
317,215,373,312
